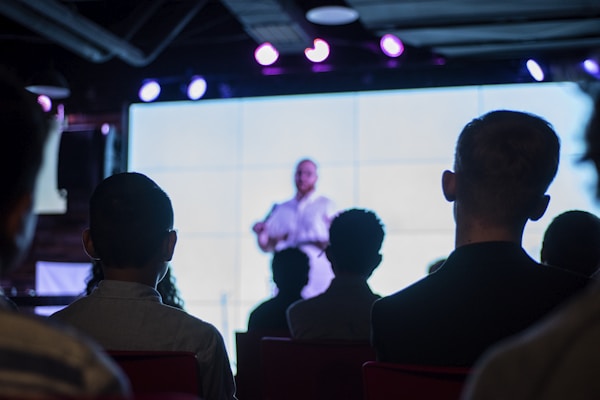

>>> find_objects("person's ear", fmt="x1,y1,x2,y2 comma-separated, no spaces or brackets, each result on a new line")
82,228,100,259
162,230,177,261
442,170,456,202
529,194,550,222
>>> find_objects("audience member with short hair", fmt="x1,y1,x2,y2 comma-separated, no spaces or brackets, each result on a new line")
371,110,589,367
462,91,600,400
50,172,236,400
0,68,130,398
540,209,600,277
247,248,309,335
287,208,384,341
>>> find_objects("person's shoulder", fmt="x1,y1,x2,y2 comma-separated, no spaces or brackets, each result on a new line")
162,304,224,337
0,309,129,390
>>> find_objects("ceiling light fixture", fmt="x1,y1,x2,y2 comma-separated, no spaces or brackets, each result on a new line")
380,34,404,58
25,69,71,99
255,42,279,66
526,59,545,82
306,6,359,26
305,38,330,63
138,80,161,102
187,76,207,100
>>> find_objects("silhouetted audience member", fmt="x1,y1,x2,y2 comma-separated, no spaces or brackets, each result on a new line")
540,210,600,277
287,208,384,341
0,68,130,397
463,90,600,400
86,260,185,309
371,110,589,367
50,172,236,400
252,158,337,298
247,248,309,335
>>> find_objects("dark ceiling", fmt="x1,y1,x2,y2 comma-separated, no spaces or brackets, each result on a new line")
2,0,600,114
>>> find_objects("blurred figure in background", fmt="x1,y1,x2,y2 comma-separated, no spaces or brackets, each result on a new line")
540,209,600,277
247,248,309,335
253,158,337,298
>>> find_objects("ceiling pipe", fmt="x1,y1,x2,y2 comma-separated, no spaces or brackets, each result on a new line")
1,0,207,67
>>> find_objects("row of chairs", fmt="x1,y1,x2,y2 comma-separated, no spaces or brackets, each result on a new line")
102,337,471,399
236,332,471,400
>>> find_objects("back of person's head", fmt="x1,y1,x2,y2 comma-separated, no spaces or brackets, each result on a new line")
0,68,49,270
541,210,600,277
89,172,174,268
271,248,309,293
454,110,559,224
327,208,385,276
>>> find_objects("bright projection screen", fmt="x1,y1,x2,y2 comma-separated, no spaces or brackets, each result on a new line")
128,82,596,365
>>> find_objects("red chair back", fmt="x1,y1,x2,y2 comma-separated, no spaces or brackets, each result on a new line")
106,350,200,398
235,331,289,400
362,361,470,400
261,337,376,400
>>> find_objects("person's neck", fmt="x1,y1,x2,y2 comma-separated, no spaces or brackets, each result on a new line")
103,267,160,289
296,188,315,201
454,218,524,248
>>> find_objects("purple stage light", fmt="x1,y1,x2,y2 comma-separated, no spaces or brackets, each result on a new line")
526,59,545,82
305,39,330,63
37,95,52,112
139,80,161,102
583,59,600,76
187,76,207,100
380,34,404,58
255,42,279,66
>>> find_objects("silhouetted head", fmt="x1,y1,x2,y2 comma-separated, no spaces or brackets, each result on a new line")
294,158,318,197
326,208,385,277
541,210,600,277
0,68,49,273
451,110,559,226
271,248,309,293
87,172,174,269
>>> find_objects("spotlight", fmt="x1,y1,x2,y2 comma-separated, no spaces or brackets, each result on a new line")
305,39,330,63
380,34,404,58
36,95,52,113
138,80,161,102
526,59,545,82
255,42,279,66
583,59,600,76
187,76,207,100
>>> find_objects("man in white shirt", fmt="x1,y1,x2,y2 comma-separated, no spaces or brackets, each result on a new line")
253,158,337,297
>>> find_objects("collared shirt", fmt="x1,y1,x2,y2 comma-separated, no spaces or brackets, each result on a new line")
266,191,336,251
51,280,236,400
265,192,338,298
0,301,130,398
287,276,380,341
